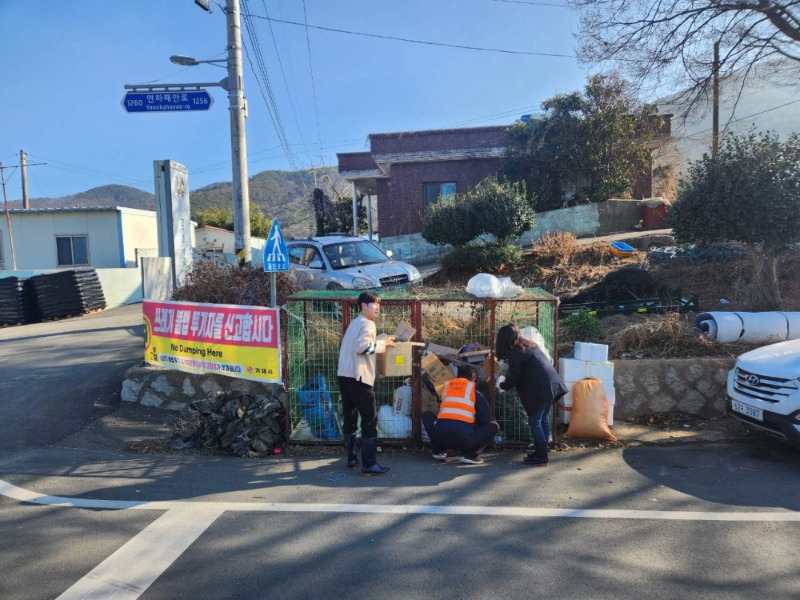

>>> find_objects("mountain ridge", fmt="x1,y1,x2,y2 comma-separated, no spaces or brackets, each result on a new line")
4,168,348,238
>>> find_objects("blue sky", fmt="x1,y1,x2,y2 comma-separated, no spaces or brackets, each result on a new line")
0,0,588,200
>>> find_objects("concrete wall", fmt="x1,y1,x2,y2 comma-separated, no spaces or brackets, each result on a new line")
0,267,143,308
96,268,143,306
382,200,643,265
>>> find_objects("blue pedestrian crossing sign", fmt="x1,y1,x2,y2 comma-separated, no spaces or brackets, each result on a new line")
264,219,289,272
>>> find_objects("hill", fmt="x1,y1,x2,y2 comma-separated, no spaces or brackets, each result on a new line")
5,168,349,238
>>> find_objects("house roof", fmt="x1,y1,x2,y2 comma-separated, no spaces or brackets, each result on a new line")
6,206,156,217
372,146,506,169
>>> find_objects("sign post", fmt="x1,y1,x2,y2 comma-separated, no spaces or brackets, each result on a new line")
122,90,213,113
263,220,289,308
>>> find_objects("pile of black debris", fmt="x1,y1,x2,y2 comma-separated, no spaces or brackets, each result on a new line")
0,277,36,326
27,268,106,320
170,390,286,456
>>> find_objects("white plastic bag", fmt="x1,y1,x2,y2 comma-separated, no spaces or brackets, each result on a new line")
466,273,502,298
497,277,523,298
377,404,412,438
520,325,552,361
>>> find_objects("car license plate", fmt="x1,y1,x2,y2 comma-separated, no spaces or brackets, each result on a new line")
732,400,763,421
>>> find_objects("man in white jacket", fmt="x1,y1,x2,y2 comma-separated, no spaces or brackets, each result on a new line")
338,291,395,476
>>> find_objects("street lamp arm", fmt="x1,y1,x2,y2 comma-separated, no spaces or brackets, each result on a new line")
124,79,229,92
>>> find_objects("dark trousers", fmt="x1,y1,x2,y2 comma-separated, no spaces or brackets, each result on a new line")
338,376,378,438
422,411,499,458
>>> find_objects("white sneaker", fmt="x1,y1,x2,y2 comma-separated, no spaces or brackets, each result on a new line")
432,452,447,461
458,455,484,465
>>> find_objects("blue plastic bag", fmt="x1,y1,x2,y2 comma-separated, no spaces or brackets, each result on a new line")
298,375,341,441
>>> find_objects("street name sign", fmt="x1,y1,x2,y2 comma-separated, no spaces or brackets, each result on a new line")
122,90,213,113
264,220,289,272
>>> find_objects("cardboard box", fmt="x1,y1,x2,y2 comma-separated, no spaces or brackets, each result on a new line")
425,342,460,360
421,352,455,396
393,321,416,342
377,334,413,377
421,384,440,415
476,357,502,382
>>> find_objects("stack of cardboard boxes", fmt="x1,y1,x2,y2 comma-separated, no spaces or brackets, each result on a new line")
557,342,616,426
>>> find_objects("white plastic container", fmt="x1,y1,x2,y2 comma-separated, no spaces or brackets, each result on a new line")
574,342,609,362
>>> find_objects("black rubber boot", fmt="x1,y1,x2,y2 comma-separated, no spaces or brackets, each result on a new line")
361,437,390,476
523,442,549,467
344,433,359,470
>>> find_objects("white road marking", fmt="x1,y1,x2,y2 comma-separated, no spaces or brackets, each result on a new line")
56,507,224,600
2,477,800,522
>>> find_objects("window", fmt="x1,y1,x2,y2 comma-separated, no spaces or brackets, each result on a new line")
423,182,457,207
56,235,89,266
288,245,323,268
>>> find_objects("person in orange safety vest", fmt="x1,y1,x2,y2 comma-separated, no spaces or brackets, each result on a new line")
422,365,499,465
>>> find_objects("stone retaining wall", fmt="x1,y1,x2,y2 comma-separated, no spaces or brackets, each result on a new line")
613,358,735,419
121,364,285,411
122,358,735,420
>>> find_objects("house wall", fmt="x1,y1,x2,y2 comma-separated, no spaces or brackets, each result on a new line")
0,211,121,270
378,157,502,236
118,210,159,267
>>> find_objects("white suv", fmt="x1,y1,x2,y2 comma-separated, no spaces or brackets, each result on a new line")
727,338,800,448
285,235,422,291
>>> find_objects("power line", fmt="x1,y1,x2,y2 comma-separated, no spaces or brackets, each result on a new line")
260,0,314,167
241,1,300,171
249,15,576,59
301,0,324,168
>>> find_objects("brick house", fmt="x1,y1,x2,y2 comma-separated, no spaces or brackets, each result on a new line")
338,126,508,239
337,120,670,263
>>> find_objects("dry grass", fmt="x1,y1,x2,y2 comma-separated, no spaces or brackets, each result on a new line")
173,261,301,307
607,312,756,359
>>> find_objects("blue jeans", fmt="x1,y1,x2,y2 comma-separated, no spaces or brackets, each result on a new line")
527,403,551,445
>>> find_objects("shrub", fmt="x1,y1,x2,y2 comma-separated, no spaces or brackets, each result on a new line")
560,312,605,342
173,262,301,307
442,242,523,273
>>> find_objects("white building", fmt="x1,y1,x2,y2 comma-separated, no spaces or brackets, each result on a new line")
0,206,161,271
195,225,267,265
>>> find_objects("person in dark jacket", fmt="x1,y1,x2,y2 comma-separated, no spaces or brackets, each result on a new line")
421,365,499,464
495,323,567,467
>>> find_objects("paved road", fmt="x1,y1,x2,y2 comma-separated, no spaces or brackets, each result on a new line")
0,304,144,450
2,304,800,599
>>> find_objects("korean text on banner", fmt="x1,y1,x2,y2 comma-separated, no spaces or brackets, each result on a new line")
142,300,281,383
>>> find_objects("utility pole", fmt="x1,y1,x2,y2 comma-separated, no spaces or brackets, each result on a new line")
226,0,251,265
712,41,720,157
20,150,29,209
0,163,17,270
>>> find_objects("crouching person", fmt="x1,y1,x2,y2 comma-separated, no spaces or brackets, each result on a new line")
422,365,499,464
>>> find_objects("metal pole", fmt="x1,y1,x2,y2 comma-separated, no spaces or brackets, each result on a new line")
227,0,251,265
351,181,358,236
1,163,18,270
20,150,28,209
712,41,720,157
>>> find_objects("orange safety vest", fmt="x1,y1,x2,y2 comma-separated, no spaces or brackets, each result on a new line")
438,378,477,424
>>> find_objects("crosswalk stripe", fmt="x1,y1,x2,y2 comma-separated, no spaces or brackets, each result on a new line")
56,507,223,600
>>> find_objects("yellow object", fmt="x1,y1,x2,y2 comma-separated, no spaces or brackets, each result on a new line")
563,377,617,441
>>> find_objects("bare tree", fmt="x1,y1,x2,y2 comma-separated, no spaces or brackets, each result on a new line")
570,1,800,116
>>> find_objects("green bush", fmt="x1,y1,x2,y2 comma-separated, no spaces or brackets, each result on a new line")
559,312,605,343
422,195,481,247
442,242,523,273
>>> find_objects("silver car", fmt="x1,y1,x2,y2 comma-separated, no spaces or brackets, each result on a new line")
285,235,423,290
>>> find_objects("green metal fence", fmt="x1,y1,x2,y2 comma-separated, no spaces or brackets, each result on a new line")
286,288,558,446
